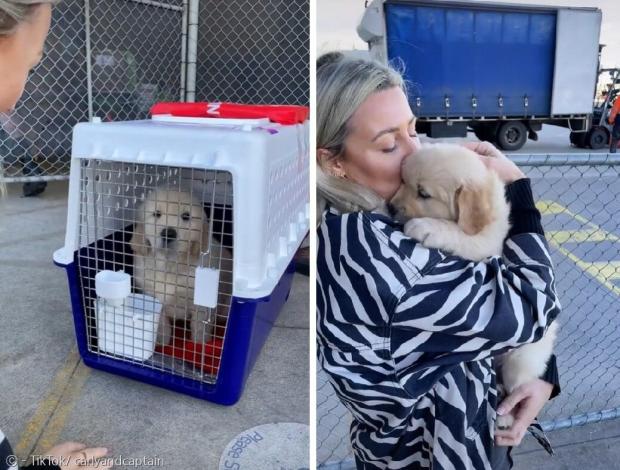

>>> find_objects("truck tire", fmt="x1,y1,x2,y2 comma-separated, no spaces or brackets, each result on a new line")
497,121,527,151
570,131,587,148
587,126,608,150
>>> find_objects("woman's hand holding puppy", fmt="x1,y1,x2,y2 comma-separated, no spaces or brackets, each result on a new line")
461,141,526,184
494,378,554,447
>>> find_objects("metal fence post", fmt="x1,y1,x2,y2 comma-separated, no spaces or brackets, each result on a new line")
186,0,199,102
84,0,94,122
180,0,188,101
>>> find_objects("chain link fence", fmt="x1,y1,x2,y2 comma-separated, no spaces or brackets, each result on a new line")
0,0,87,185
0,0,309,186
0,0,183,186
195,0,309,105
317,153,620,468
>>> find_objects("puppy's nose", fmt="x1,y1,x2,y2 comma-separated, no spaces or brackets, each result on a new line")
161,227,177,243
386,203,396,217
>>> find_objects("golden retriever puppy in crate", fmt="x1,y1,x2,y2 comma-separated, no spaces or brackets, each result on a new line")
130,187,232,346
389,143,559,430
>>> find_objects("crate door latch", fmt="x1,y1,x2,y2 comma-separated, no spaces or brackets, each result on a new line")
194,263,220,309
194,203,221,309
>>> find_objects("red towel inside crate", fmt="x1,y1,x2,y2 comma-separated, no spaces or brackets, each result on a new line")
155,322,226,375
150,102,309,125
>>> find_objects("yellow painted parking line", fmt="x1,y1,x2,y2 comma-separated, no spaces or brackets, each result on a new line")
536,200,571,216
536,200,611,235
14,347,91,460
537,200,612,234
587,261,620,281
552,245,620,297
33,360,91,456
546,229,619,244
535,200,620,296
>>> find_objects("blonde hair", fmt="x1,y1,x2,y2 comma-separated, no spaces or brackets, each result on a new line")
0,0,59,35
316,52,406,223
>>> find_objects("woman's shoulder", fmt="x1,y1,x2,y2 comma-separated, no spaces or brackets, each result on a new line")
318,208,445,279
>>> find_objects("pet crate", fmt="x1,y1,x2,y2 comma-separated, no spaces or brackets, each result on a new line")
54,104,309,404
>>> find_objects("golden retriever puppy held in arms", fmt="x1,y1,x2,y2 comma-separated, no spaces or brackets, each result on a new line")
390,143,510,260
130,188,232,346
389,143,559,430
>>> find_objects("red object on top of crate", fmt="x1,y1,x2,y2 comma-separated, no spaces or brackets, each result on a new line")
150,102,309,125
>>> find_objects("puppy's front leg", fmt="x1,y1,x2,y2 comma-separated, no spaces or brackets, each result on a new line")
404,218,462,252
404,218,498,261
157,310,173,346
191,308,215,344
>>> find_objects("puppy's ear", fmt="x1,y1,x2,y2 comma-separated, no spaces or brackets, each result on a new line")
455,181,494,235
130,222,150,256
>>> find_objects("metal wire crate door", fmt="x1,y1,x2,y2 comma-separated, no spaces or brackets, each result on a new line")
77,159,233,384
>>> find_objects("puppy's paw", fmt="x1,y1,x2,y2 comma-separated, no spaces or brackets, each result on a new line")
404,218,434,243
404,218,447,249
496,383,508,400
496,413,515,431
191,317,214,344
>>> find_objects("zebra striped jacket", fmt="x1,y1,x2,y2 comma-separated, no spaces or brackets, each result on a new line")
0,430,16,470
317,179,561,470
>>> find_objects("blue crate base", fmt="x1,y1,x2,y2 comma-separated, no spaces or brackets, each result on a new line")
55,242,296,406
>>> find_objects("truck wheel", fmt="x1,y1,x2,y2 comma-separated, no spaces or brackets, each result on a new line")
570,131,587,148
497,121,527,151
587,126,608,150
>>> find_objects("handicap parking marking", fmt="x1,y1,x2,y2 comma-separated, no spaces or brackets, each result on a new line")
537,200,620,296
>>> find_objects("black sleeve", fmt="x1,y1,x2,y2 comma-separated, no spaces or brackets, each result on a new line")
540,354,561,400
505,178,545,237
505,180,560,399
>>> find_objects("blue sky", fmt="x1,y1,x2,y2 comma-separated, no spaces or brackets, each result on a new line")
317,0,620,68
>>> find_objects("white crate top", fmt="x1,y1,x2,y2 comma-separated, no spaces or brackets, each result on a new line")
70,116,306,169
54,116,310,299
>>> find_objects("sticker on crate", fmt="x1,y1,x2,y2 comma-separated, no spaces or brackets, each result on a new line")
53,103,309,404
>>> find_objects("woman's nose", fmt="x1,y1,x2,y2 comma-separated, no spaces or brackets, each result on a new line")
403,133,421,155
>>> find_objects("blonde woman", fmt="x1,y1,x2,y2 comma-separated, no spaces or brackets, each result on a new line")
0,2,111,469
316,53,561,469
